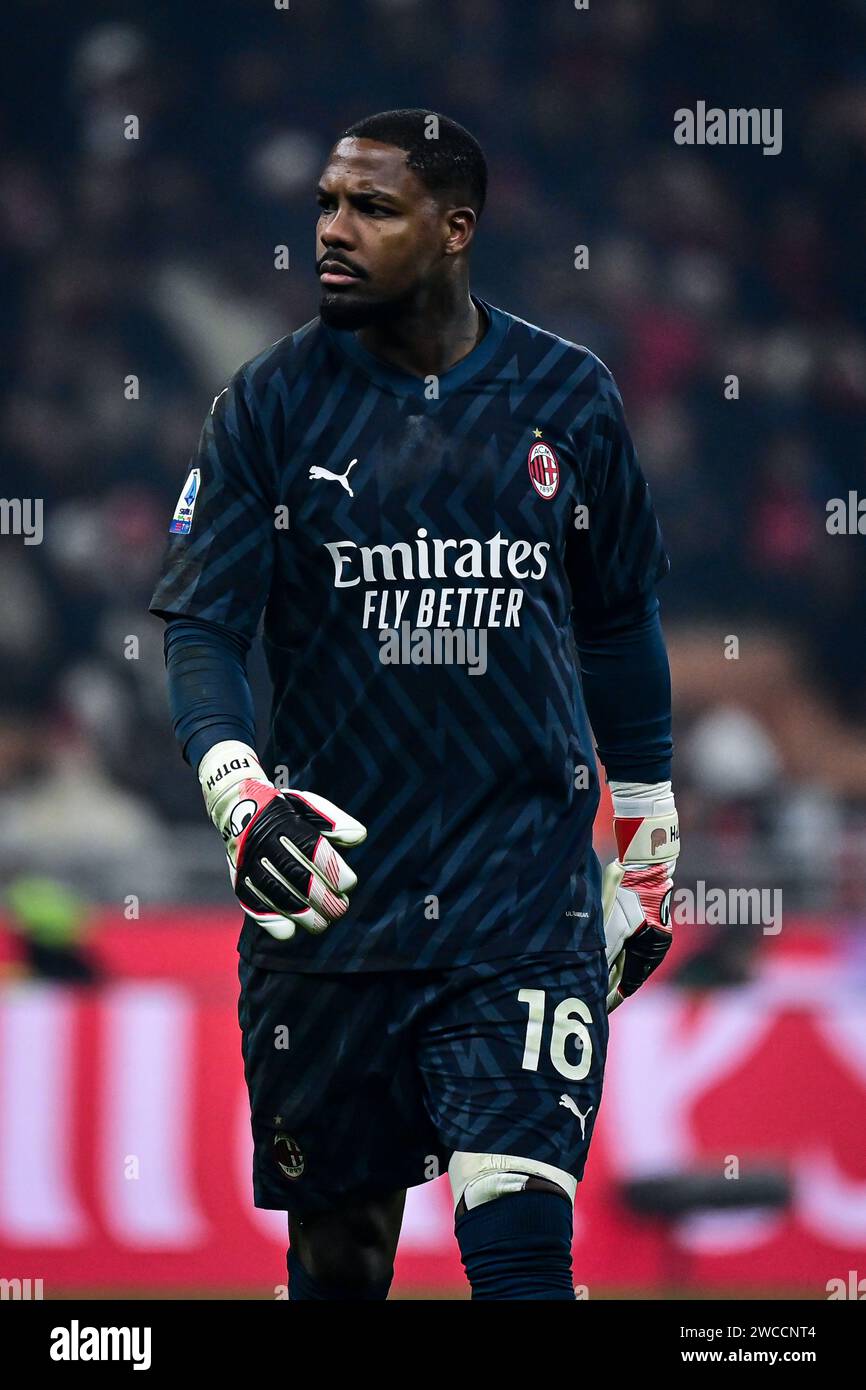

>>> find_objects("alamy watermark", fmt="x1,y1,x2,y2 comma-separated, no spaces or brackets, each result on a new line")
826,1270,866,1299
672,881,782,935
50,1322,151,1370
379,622,487,675
674,102,782,156
826,492,866,534
0,497,43,544
1,1276,43,1299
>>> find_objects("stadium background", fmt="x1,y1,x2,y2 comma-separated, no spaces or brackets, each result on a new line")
1,0,865,1298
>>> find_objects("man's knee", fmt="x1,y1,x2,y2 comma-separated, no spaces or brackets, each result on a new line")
288,1194,403,1296
449,1150,576,1213
291,1212,393,1288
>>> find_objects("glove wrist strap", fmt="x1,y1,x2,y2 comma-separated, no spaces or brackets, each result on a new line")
610,779,674,816
198,740,268,827
614,808,680,867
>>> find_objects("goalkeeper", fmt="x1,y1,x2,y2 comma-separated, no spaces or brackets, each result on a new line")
150,108,675,1302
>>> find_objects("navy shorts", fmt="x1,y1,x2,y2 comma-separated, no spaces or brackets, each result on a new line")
237,948,609,1215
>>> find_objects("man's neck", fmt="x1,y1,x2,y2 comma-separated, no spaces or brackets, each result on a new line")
356,288,484,380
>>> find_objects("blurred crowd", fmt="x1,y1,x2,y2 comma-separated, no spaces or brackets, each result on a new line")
1,0,865,906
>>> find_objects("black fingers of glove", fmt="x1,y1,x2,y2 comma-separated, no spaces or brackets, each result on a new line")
619,924,673,999
237,860,305,916
236,797,323,911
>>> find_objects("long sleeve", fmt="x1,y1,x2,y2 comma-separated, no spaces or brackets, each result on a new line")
565,355,672,782
573,591,672,782
162,614,258,773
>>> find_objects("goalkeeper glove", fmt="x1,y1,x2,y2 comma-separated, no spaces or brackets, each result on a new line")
603,780,679,1013
198,740,366,941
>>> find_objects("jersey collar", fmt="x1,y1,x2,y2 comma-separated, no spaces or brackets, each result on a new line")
322,295,509,398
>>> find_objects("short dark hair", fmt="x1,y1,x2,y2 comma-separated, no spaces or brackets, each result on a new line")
339,109,487,218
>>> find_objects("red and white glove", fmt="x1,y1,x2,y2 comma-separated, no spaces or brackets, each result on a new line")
199,741,366,941
603,781,679,1013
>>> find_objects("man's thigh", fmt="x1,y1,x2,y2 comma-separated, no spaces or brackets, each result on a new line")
417,949,610,1186
237,957,450,1216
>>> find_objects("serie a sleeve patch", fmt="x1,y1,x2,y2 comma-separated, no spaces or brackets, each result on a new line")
169,467,201,535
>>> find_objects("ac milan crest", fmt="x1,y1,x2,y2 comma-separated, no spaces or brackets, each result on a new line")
274,1132,305,1179
528,441,560,500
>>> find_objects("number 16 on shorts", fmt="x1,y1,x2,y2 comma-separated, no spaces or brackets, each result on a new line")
519,989,595,1080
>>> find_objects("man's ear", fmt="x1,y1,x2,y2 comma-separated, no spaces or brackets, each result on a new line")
444,207,477,256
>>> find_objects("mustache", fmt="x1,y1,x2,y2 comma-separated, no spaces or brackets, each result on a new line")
316,253,367,279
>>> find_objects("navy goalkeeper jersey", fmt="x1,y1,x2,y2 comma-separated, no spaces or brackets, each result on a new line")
150,297,669,971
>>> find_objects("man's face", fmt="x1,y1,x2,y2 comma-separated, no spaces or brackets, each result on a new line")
316,138,448,329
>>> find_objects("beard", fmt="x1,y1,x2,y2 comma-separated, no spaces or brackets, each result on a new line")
318,282,417,330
